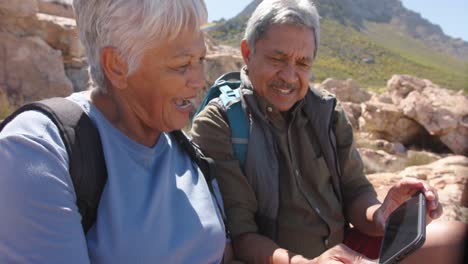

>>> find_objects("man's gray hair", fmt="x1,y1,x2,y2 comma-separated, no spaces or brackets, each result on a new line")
73,0,207,92
244,0,320,57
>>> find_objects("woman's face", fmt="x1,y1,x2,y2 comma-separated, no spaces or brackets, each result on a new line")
125,29,206,133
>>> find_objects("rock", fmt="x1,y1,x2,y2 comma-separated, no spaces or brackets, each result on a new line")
405,150,443,166
318,78,372,103
400,156,468,219
355,136,406,155
359,101,425,144
38,0,74,19
0,0,38,18
358,148,405,173
388,75,468,155
362,57,375,64
0,32,73,104
64,57,89,92
204,34,243,87
341,102,362,129
0,13,83,58
366,156,468,223
387,74,426,104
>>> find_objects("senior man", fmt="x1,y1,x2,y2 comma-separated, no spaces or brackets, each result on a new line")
191,0,466,263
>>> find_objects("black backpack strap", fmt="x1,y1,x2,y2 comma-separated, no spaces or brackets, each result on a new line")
170,130,230,238
0,97,107,233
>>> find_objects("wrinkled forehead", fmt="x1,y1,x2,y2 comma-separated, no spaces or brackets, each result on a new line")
256,23,316,56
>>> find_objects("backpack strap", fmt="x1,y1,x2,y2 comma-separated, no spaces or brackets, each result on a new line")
195,71,250,169
0,98,107,233
170,130,230,238
218,85,249,168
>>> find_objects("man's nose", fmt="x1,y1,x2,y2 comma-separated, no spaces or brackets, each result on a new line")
278,64,299,84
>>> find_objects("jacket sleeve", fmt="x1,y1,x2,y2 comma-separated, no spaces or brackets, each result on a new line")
332,103,377,215
191,104,259,238
0,111,90,264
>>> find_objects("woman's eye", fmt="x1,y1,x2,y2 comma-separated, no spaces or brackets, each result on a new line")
173,63,190,72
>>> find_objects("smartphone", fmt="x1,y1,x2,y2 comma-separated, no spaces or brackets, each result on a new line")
378,192,426,264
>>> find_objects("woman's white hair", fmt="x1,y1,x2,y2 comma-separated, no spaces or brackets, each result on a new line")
73,0,207,92
244,0,320,57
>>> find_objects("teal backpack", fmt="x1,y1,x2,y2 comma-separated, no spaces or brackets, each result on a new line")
195,72,249,167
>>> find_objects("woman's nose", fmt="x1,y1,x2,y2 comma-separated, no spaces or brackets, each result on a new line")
187,62,205,90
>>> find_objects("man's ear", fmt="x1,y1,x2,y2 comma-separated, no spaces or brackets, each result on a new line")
240,39,252,65
101,47,129,90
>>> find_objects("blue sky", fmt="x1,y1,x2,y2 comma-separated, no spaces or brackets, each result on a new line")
204,0,468,41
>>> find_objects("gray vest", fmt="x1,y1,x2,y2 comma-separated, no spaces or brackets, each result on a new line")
240,87,343,240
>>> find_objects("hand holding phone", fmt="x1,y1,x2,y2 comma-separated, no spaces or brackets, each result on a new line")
378,191,426,264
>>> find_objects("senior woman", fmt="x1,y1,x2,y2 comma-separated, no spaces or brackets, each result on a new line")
0,0,230,263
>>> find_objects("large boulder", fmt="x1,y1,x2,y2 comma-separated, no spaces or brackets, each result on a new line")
388,75,468,155
0,32,73,104
0,13,83,58
340,102,362,129
359,101,425,144
0,0,38,17
317,78,372,103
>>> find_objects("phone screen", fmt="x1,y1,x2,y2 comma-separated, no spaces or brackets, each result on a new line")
379,192,426,264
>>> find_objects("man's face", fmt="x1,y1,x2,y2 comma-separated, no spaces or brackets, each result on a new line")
241,24,316,112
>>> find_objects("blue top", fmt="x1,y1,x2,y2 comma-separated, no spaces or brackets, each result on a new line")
0,92,225,264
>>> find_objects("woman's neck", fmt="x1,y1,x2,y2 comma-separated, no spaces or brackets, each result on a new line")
88,89,161,147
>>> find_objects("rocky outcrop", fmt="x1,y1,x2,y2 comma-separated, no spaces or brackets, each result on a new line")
0,0,38,17
366,156,468,223
199,35,244,106
1,13,84,58
0,0,86,105
204,35,243,86
38,0,74,19
359,101,425,144
318,78,372,104
0,32,73,104
387,75,468,155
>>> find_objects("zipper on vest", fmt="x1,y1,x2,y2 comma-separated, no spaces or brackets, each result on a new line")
286,118,332,247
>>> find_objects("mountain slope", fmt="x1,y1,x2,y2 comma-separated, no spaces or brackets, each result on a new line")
209,0,468,92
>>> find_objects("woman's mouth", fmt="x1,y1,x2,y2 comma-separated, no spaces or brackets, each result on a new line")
174,97,197,110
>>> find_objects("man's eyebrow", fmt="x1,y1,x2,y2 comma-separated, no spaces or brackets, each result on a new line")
271,50,313,62
299,56,314,63
271,50,288,56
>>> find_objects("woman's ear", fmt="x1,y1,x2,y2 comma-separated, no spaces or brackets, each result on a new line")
240,39,251,65
101,47,129,90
